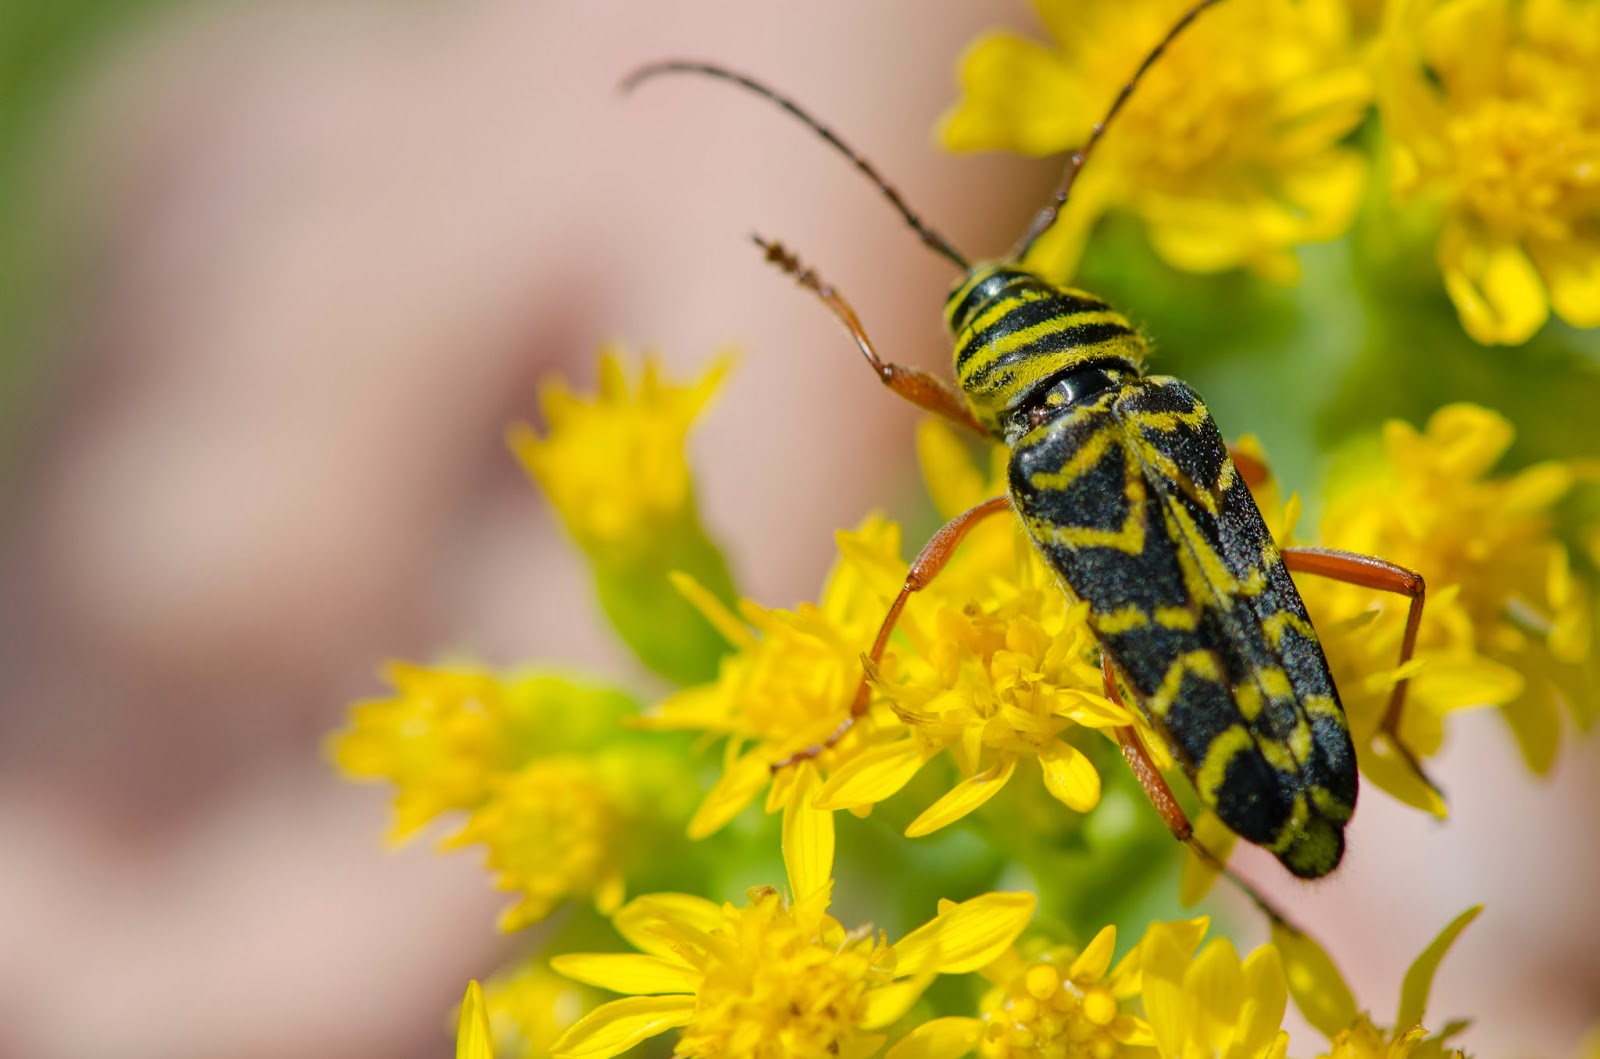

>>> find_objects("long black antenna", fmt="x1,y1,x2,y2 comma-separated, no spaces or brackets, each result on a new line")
623,61,971,272
1010,0,1228,263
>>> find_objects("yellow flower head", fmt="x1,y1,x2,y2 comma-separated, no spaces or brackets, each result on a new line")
1376,0,1600,344
644,515,907,838
944,0,1370,281
446,757,629,931
330,665,648,928
509,346,730,565
1141,922,1290,1059
549,797,1036,1059
329,663,518,841
1310,404,1590,798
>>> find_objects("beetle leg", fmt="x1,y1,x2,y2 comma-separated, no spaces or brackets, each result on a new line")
1281,546,1436,794
774,496,1012,770
754,236,990,437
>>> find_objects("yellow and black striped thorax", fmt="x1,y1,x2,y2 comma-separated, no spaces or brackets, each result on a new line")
946,264,1147,437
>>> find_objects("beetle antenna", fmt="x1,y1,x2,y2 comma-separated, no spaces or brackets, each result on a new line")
624,61,971,272
1010,0,1228,264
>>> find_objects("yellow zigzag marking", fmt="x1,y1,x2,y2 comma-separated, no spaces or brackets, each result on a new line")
1195,724,1252,802
1146,650,1222,720
1261,610,1318,648
1091,606,1148,634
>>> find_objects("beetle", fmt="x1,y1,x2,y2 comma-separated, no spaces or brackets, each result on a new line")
625,0,1428,879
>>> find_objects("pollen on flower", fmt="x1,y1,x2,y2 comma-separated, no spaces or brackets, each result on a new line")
943,0,1370,281
672,887,888,1059
975,941,1150,1059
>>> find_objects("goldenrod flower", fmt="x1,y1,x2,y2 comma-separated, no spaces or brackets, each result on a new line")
1308,404,1591,804
445,757,628,931
1141,921,1290,1059
1273,907,1478,1059
510,347,737,683
1375,0,1600,344
330,665,667,929
886,920,1204,1059
548,793,1037,1059
509,347,729,565
943,0,1370,281
458,980,494,1059
329,663,523,841
643,515,908,838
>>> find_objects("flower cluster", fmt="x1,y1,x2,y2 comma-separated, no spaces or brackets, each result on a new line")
948,0,1600,347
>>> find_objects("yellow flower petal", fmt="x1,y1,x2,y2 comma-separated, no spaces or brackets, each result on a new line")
1530,234,1600,329
1038,740,1102,812
941,31,1082,156
885,1016,985,1059
1499,690,1564,775
1439,222,1549,345
612,893,724,959
1238,944,1289,1058
1397,906,1482,1031
548,953,700,995
1355,737,1449,818
1186,938,1244,1041
549,995,695,1059
905,755,1018,837
457,981,493,1059
782,762,835,904
1272,923,1357,1040
816,739,934,810
1070,924,1118,982
1140,924,1196,1059
895,891,1037,977
863,977,937,1031
687,751,770,839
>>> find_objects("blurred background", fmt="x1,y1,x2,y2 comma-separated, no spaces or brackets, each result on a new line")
0,2,1594,1058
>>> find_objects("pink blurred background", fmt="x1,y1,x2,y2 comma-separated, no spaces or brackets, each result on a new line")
0,3,1594,1058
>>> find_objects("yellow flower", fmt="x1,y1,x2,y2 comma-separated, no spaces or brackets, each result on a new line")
943,0,1370,282
1375,0,1600,344
886,920,1203,1059
445,757,629,931
509,348,738,684
642,514,908,838
509,346,730,566
329,665,648,928
548,790,1037,1059
329,663,520,841
458,981,494,1059
1141,921,1290,1059
1309,404,1591,802
1273,906,1478,1059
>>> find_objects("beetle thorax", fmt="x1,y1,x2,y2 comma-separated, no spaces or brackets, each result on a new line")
945,264,1146,436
